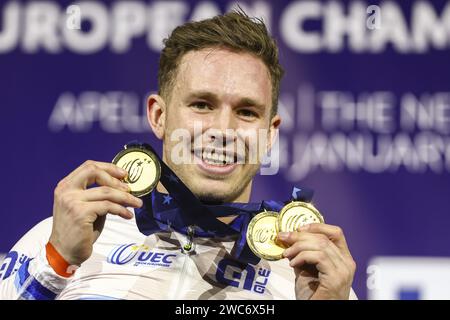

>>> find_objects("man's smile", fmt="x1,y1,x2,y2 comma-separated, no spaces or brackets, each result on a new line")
192,148,241,176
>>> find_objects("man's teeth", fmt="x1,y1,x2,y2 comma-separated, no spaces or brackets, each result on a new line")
202,150,234,166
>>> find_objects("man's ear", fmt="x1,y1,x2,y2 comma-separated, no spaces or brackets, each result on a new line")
147,94,166,140
268,114,281,151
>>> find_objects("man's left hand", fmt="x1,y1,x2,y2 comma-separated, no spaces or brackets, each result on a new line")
277,223,356,300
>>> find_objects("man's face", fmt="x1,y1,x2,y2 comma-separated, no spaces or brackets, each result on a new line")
149,47,280,203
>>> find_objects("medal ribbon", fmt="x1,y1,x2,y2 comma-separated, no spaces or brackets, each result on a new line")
127,141,314,265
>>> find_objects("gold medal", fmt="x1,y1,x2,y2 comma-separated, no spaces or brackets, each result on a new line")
112,147,161,197
277,201,324,233
246,211,285,261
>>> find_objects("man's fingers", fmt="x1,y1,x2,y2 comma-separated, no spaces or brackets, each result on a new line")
282,235,345,269
291,224,356,271
277,229,309,246
298,223,350,254
70,164,129,190
81,187,143,208
63,160,128,189
288,250,334,274
84,169,128,191
85,200,134,220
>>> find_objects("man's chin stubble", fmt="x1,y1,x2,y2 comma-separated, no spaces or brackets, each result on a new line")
197,192,239,204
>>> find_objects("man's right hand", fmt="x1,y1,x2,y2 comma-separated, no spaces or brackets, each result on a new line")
49,160,143,266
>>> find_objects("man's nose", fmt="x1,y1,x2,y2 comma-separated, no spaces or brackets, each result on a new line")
206,106,238,145
216,106,238,131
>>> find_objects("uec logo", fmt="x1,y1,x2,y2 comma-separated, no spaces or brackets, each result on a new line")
107,244,176,266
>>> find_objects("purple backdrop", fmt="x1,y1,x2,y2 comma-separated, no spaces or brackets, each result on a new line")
2,0,450,299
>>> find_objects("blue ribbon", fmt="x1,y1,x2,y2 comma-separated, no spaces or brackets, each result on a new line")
128,141,314,265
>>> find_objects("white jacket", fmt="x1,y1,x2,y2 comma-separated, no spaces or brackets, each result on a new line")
0,212,357,300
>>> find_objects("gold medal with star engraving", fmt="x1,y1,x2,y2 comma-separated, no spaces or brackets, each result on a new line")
277,201,324,233
246,211,285,261
112,146,161,197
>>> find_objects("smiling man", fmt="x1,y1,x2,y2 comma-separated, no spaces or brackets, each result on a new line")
150,47,278,204
0,11,356,300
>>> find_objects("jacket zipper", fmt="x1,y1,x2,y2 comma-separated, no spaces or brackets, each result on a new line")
171,226,195,299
